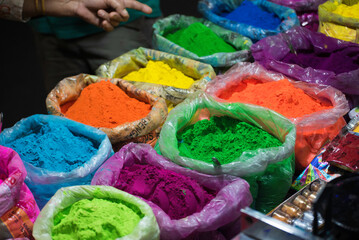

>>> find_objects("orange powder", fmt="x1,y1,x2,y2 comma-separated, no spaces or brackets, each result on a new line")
64,81,151,128
225,79,332,118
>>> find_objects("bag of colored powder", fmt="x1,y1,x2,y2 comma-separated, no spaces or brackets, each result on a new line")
46,74,167,149
318,0,359,43
0,146,40,239
96,47,216,107
206,62,349,171
32,185,159,240
251,26,359,108
268,0,326,31
92,143,252,240
157,92,296,213
152,14,253,68
0,114,113,208
198,0,299,41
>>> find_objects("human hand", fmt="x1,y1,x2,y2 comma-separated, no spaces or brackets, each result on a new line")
23,0,153,31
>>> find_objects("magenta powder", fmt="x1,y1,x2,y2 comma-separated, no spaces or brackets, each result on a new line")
115,164,215,220
281,48,359,74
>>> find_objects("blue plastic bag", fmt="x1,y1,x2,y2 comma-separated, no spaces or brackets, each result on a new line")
198,0,300,41
0,114,113,208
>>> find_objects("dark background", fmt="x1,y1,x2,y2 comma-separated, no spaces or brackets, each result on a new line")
0,0,201,129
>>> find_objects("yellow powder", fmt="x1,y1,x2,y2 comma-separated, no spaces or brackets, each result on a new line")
333,2,359,19
354,125,359,133
123,61,195,89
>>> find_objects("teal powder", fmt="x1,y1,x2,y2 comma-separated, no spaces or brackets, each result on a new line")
5,121,97,172
165,22,237,57
177,116,282,164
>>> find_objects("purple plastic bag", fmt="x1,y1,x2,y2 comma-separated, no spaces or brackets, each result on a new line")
268,0,324,31
251,26,359,107
268,0,326,12
92,143,252,240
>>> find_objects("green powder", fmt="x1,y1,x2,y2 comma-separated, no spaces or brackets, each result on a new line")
177,116,282,164
52,198,143,240
165,22,237,57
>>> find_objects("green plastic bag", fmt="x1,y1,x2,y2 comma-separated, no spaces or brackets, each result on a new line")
152,14,253,68
157,92,296,213
33,185,160,240
318,0,359,43
96,47,216,106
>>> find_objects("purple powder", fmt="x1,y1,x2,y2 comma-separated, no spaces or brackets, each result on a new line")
115,164,215,220
282,47,359,75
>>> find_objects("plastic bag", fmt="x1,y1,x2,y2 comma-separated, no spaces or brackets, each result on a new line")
267,0,325,31
157,92,296,213
318,0,359,43
0,146,40,239
0,114,113,208
268,0,326,11
152,14,253,68
96,47,216,106
206,62,349,171
46,74,168,146
197,0,300,41
32,185,160,240
92,143,252,240
251,26,359,107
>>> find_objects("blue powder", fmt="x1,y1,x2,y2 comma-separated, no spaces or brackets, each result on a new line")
5,121,97,172
221,0,281,30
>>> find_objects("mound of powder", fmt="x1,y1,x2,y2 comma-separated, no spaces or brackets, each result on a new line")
332,2,359,19
177,116,282,164
4,121,96,172
281,48,359,74
52,198,142,240
165,22,237,57
65,81,151,128
123,60,195,89
221,0,281,30
116,164,214,220
323,133,359,172
224,79,332,118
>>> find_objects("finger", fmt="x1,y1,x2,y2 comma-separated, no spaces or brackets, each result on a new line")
123,0,153,14
101,19,115,32
109,12,121,26
76,6,101,28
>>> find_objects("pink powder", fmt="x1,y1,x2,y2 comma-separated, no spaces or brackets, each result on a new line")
115,164,215,220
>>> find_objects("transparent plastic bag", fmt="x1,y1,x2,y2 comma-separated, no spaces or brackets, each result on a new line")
198,0,300,41
206,62,349,171
0,114,113,208
92,143,252,239
157,92,296,213
152,14,253,67
96,47,216,106
32,185,160,240
46,74,168,145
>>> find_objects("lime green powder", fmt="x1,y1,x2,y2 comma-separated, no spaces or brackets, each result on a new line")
52,198,143,240
177,116,282,164
165,22,236,57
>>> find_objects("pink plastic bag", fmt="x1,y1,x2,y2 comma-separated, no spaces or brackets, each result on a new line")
0,146,40,239
206,62,349,171
92,143,252,240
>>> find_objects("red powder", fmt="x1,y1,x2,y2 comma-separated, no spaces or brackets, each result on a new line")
65,81,151,128
225,79,332,118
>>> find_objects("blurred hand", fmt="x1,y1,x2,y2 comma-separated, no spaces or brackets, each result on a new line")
24,0,153,31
